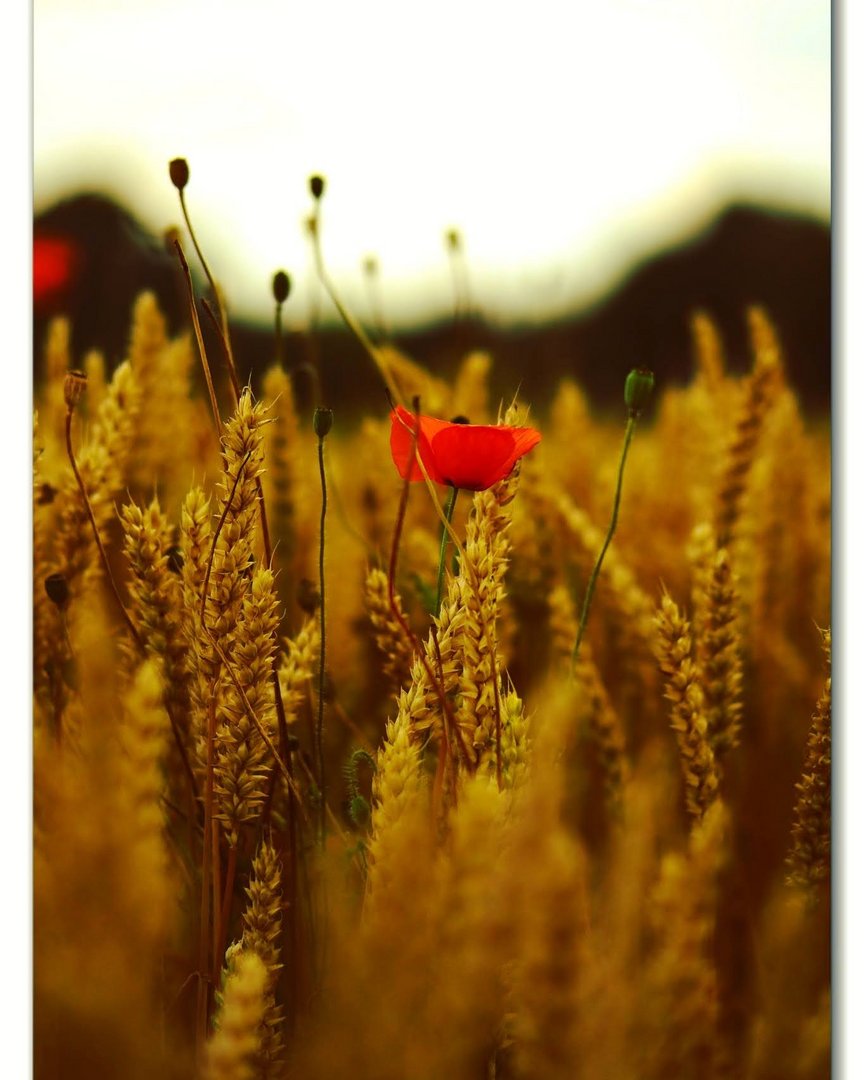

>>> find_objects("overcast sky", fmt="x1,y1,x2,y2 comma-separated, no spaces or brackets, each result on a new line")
33,0,830,328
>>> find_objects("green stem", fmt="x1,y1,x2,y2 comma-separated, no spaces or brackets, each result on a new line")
435,486,459,617
572,414,638,667
316,433,328,847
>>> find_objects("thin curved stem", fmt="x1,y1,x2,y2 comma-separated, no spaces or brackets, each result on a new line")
316,433,328,847
172,239,222,437
65,411,143,650
572,414,638,667
309,210,403,408
435,486,459,617
179,189,241,396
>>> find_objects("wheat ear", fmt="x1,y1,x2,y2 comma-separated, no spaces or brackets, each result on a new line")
654,591,720,821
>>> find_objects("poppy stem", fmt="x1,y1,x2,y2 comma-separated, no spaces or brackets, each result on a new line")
434,486,459,617
308,199,404,408
313,407,334,848
572,414,638,668
316,433,328,848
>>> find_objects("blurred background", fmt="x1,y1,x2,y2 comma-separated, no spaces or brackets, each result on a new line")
33,0,830,415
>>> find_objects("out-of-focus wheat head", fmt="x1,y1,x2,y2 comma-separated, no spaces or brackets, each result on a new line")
32,291,831,1080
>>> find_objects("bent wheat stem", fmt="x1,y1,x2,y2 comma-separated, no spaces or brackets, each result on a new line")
172,238,222,436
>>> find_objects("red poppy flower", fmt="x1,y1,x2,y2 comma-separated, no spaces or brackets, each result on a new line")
33,234,78,310
389,405,542,491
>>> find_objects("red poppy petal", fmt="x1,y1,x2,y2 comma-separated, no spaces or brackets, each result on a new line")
389,406,448,483
428,424,518,491
33,235,77,306
510,426,543,460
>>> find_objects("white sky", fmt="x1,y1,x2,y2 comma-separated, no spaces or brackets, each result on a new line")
33,0,829,326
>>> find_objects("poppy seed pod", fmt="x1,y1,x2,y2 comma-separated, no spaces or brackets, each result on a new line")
624,368,655,416
169,157,190,191
272,270,291,304
313,407,334,439
63,370,87,412
44,572,69,609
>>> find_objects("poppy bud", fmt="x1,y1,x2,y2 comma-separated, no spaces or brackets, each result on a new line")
309,174,325,200
624,368,655,417
64,370,87,412
313,407,334,439
169,157,190,191
44,572,69,608
272,270,291,304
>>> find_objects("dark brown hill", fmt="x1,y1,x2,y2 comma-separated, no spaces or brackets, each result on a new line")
34,195,829,418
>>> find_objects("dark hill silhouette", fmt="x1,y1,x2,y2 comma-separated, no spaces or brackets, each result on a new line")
34,195,830,417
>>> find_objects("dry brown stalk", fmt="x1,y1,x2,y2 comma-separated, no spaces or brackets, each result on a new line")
654,591,720,821
786,628,831,893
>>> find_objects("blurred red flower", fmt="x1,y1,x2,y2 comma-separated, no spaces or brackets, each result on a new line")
33,234,78,311
389,405,541,491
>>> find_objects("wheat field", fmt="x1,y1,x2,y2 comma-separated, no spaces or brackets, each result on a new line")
32,287,830,1078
